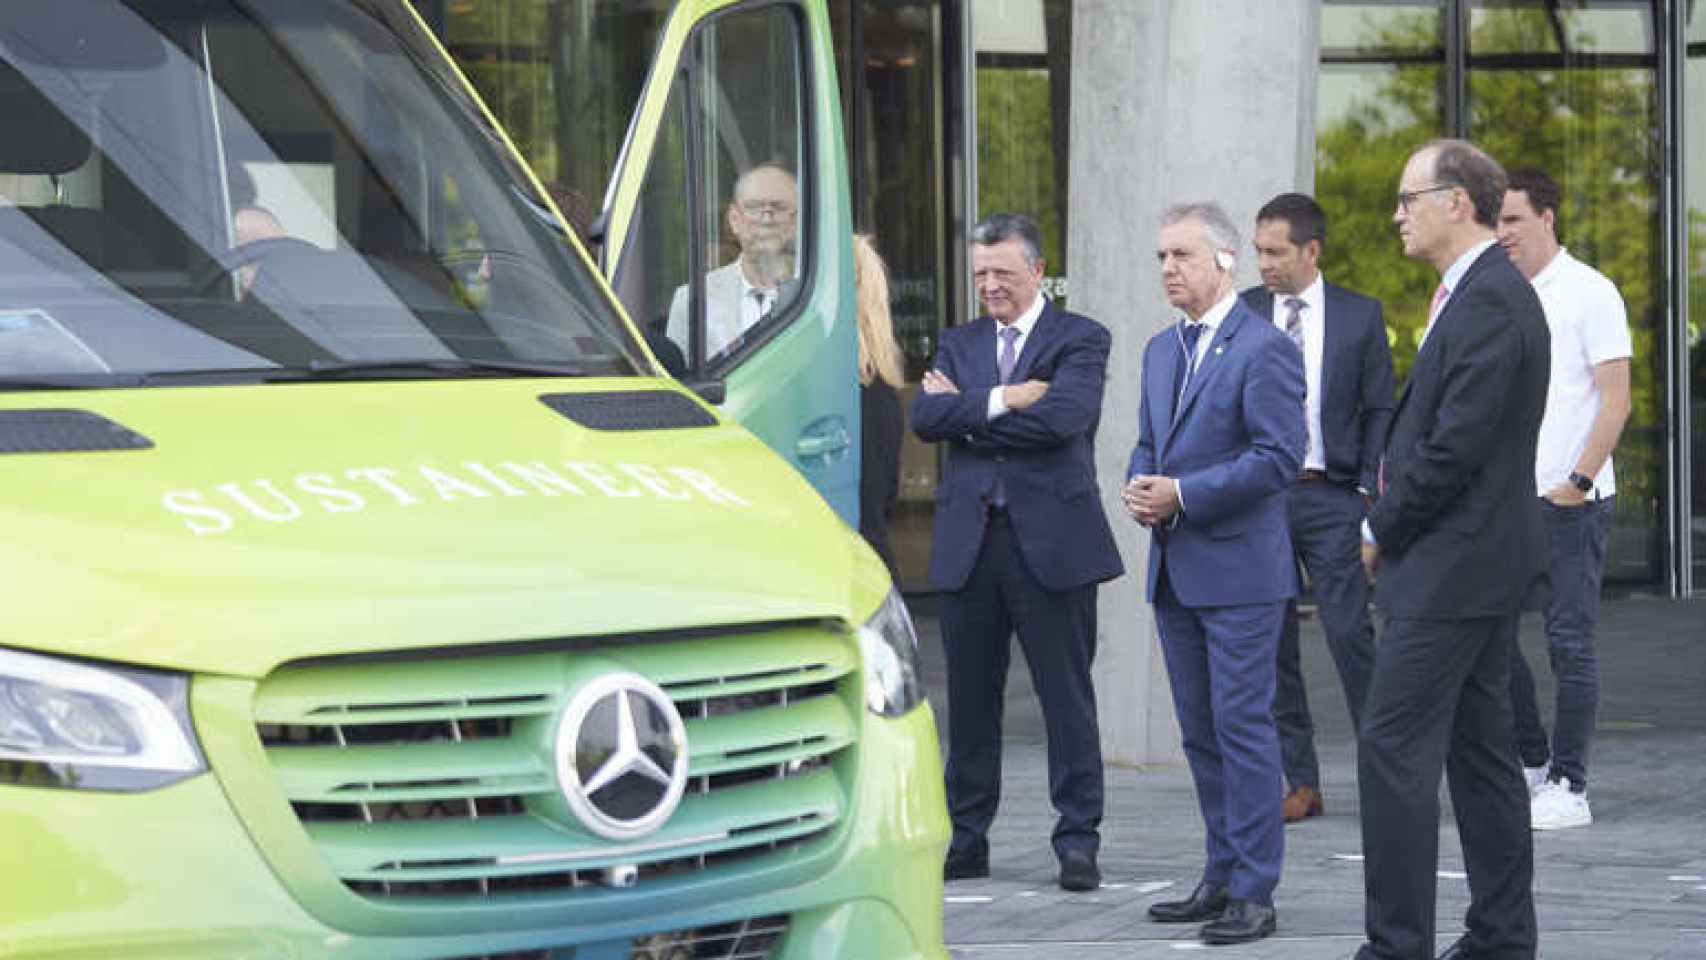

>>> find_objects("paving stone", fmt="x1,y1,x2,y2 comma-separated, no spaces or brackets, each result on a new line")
917,596,1706,959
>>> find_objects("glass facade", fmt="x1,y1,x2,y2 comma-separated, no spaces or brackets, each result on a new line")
1319,0,1681,591
425,0,1698,595
974,0,1071,304
830,2,958,589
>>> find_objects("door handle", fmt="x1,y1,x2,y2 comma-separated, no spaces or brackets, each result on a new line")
796,416,852,464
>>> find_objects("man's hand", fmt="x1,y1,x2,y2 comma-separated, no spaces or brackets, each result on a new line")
1124,474,1180,526
1002,379,1049,410
922,369,960,395
1361,541,1380,579
1543,482,1586,507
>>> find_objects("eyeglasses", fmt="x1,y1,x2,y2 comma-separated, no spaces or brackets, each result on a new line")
1396,183,1457,212
738,199,795,219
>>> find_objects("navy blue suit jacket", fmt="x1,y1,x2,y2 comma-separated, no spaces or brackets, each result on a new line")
1128,298,1307,607
911,301,1123,592
1240,281,1395,492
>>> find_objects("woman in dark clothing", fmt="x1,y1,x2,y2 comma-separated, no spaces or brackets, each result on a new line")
853,233,906,581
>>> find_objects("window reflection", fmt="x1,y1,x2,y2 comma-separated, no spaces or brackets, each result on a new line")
1317,0,1667,588
1466,0,1663,586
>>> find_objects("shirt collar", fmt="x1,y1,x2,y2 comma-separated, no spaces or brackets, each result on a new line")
1191,290,1238,333
1531,246,1570,289
998,292,1048,338
737,267,772,300
1441,237,1496,296
1275,273,1324,316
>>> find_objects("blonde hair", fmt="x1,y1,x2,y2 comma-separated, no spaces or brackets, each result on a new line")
852,233,905,388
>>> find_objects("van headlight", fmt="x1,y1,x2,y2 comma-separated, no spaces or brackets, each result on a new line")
856,588,925,717
0,647,205,791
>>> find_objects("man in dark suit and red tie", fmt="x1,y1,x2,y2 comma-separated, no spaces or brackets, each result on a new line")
1356,139,1549,960
911,212,1123,894
1241,193,1394,825
1125,201,1306,946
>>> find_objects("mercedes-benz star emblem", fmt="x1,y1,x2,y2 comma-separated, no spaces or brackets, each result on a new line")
554,672,688,840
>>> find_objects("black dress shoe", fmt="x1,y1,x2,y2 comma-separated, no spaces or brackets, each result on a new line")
943,853,989,882
1198,898,1276,945
1147,880,1229,922
1436,938,1472,959
1056,849,1101,891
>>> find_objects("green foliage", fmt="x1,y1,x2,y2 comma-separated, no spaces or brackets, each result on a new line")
976,67,1063,267
1318,7,1667,517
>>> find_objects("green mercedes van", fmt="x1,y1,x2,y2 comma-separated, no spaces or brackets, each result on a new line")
0,2,946,958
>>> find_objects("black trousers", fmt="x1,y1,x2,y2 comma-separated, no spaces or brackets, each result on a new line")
940,513,1103,860
1357,614,1536,960
1276,479,1377,790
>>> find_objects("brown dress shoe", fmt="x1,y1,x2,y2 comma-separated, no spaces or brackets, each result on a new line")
1282,784,1323,823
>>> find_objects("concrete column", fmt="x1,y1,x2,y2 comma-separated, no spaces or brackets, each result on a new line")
1068,0,1321,765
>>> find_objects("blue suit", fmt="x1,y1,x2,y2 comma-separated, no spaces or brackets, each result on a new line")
913,299,1122,864
1128,296,1305,905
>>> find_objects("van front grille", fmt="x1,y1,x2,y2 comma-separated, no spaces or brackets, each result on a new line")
248,627,857,903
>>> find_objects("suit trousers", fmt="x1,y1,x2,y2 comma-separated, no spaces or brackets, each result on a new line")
1358,614,1536,960
1153,570,1285,904
1276,480,1376,791
940,512,1103,860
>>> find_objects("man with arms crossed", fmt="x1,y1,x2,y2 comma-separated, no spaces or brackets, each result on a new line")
1358,139,1547,960
1242,192,1392,823
1126,202,1305,946
1496,166,1632,831
913,212,1122,893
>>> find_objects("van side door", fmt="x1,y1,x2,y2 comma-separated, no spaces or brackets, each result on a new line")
598,0,858,523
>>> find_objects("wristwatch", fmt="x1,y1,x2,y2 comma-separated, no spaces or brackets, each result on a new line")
1568,471,1594,493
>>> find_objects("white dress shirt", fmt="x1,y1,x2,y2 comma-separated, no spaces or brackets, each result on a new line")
1269,273,1326,472
986,292,1048,420
1416,237,1495,352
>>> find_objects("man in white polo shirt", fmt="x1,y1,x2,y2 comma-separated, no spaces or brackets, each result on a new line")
1495,166,1633,831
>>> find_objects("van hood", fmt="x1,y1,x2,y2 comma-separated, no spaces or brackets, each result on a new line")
0,380,887,677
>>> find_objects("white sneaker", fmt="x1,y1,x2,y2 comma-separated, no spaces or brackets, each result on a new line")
1530,780,1592,830
1523,765,1549,796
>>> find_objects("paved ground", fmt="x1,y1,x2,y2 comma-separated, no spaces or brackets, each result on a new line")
912,594,1706,959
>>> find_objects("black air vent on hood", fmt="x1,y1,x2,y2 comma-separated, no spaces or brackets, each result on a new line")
0,409,153,454
539,391,717,431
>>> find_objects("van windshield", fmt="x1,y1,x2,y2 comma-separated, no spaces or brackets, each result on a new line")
0,0,644,385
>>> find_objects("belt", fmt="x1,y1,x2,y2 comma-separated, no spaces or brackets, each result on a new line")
1298,469,1330,482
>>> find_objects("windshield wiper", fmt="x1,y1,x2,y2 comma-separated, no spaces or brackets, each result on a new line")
299,357,594,379
0,373,145,391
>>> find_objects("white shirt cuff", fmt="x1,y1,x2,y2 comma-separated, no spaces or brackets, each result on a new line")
986,386,1009,421
1175,480,1186,517
1361,519,1377,546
